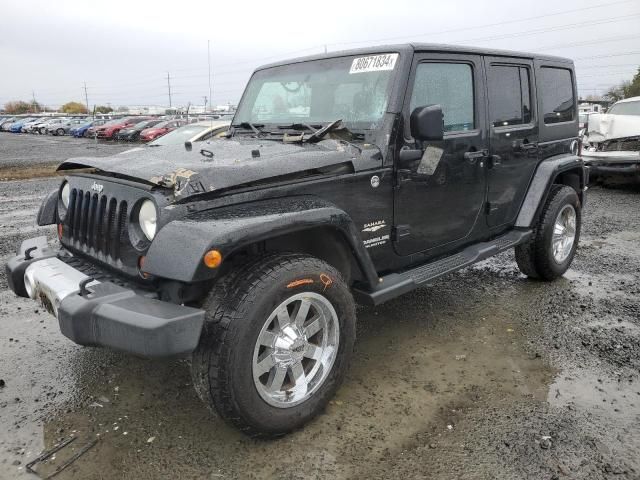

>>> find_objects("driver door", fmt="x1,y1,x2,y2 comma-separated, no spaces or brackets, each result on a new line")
393,53,488,256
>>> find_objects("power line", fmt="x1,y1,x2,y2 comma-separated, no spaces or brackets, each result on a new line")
576,63,640,69
447,14,640,46
326,0,637,48
578,71,638,78
574,51,640,61
533,34,640,52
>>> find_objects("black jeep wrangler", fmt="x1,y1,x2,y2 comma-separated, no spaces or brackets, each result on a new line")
7,44,586,437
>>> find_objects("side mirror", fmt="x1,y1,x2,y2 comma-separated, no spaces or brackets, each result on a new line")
410,105,444,142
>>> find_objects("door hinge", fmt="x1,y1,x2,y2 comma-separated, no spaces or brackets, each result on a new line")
485,202,499,214
392,224,411,241
394,169,412,189
488,155,502,169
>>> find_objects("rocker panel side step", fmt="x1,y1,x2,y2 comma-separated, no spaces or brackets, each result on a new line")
352,229,532,306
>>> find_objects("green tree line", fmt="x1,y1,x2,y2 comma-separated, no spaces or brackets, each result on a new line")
604,67,640,103
3,101,114,115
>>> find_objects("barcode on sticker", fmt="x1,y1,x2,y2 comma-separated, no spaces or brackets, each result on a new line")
349,54,398,74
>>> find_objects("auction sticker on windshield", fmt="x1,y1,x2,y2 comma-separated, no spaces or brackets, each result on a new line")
349,53,398,74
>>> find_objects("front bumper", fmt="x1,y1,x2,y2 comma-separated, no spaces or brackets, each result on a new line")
582,151,640,177
6,237,205,357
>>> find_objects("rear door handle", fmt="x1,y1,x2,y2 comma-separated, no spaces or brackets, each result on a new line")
463,149,488,161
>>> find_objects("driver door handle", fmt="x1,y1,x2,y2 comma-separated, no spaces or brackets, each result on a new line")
513,140,538,152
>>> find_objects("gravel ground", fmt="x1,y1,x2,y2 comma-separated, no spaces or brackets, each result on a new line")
0,135,638,479
0,132,133,180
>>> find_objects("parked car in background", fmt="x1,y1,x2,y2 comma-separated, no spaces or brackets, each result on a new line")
86,119,120,138
116,119,164,141
0,117,19,131
583,96,640,182
23,118,52,134
148,120,230,145
121,121,231,154
70,119,103,138
46,118,89,136
579,103,603,115
95,117,152,139
21,118,45,133
139,119,185,142
9,117,37,133
34,118,68,135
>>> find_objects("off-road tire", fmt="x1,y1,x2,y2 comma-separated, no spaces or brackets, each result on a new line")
191,253,356,437
515,184,581,280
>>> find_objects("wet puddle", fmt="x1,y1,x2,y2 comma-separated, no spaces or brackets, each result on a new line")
548,368,639,425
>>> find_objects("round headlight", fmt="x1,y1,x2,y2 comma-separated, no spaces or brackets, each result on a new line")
60,182,70,208
138,200,157,241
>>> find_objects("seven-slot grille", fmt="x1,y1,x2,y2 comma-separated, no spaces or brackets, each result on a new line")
65,188,129,260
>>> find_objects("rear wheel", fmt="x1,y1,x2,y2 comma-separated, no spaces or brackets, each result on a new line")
515,185,581,280
56,128,65,136
191,253,356,437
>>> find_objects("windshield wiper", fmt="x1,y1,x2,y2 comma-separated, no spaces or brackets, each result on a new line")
305,119,347,143
277,123,322,133
234,122,265,135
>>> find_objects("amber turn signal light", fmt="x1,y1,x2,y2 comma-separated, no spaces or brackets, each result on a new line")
138,256,150,279
203,250,222,268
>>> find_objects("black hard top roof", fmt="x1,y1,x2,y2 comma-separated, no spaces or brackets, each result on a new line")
257,43,572,71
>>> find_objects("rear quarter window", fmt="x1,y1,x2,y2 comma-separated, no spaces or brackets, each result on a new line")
540,67,575,124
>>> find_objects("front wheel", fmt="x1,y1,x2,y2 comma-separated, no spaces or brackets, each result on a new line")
191,254,356,437
515,184,581,280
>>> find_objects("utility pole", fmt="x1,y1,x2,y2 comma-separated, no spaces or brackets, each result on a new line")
166,72,172,108
32,91,38,113
207,40,213,113
83,82,90,116
203,96,208,111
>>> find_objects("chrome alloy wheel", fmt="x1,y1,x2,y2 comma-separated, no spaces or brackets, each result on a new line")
252,292,340,408
552,204,577,263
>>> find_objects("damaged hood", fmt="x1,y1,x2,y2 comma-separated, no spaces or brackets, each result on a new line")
586,113,640,143
58,138,382,199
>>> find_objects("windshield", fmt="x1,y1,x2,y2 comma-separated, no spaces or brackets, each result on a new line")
149,124,209,145
132,120,154,128
608,101,640,116
234,53,399,131
150,121,169,129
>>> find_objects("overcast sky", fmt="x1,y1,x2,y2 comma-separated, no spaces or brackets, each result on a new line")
1,0,639,109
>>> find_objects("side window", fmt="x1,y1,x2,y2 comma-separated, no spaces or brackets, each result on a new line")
409,62,474,133
540,67,575,124
488,65,532,127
